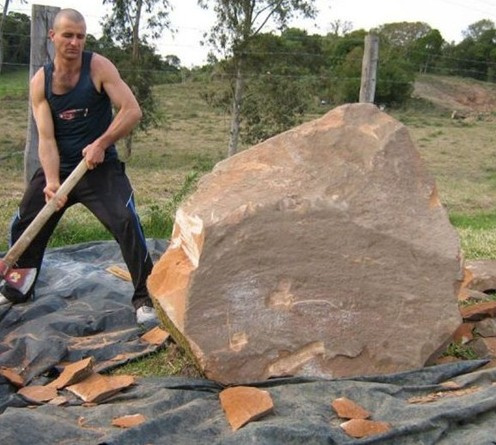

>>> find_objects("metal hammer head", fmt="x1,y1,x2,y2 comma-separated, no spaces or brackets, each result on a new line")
0,260,37,297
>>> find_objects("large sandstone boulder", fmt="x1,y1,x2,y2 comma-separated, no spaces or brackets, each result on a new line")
148,103,463,384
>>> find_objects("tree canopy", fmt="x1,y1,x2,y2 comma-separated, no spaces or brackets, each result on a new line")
0,9,29,73
199,0,317,155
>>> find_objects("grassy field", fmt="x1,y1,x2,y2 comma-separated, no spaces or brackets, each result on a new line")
393,101,496,259
1,70,496,374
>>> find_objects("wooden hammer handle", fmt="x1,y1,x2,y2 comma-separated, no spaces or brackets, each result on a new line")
3,159,89,267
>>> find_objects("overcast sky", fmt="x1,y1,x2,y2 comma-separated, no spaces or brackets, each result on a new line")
13,0,496,67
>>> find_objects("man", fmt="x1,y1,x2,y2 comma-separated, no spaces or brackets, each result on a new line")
0,8,157,325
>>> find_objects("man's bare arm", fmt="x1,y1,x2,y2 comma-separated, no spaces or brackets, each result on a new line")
31,69,66,207
82,54,142,168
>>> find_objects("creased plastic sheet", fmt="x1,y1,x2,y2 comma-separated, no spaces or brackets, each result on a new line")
1,362,496,444
0,239,168,384
1,241,496,444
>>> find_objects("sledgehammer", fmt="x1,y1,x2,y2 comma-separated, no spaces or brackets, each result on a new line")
0,159,89,296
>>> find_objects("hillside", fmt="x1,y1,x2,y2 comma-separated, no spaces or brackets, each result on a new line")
413,74,496,115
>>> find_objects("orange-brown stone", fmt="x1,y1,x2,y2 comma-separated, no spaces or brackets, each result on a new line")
340,418,391,438
66,372,135,403
112,414,146,428
48,357,95,389
141,326,170,345
0,367,24,388
17,385,58,403
331,397,370,419
460,301,496,321
149,103,462,384
219,386,274,431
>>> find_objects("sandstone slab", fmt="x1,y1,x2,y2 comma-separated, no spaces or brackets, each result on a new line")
464,260,496,292
331,397,370,419
0,367,24,388
219,386,274,431
148,103,463,384
48,357,95,389
470,337,496,358
66,372,135,403
476,318,496,337
452,323,474,344
460,301,496,321
340,418,391,438
140,326,170,345
17,385,58,404
112,414,147,428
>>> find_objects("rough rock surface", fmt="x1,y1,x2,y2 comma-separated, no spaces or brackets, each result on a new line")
148,103,463,384
464,260,496,292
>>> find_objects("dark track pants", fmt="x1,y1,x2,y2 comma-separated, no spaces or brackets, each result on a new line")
9,160,153,309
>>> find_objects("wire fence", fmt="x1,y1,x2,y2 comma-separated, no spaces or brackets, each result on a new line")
2,4,496,95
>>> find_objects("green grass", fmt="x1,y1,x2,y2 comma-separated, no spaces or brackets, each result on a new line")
450,212,496,230
449,212,496,259
442,342,479,361
139,169,201,240
0,69,29,98
109,343,202,378
42,168,202,249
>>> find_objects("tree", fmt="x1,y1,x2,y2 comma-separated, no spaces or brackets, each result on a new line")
102,0,171,56
375,52,415,106
374,21,433,49
0,0,11,74
0,10,30,72
0,0,27,73
320,29,415,107
240,29,317,143
201,29,320,144
327,19,353,37
463,19,495,40
409,29,444,73
331,45,363,103
445,20,496,81
199,0,317,157
242,73,310,144
164,54,180,68
100,0,172,156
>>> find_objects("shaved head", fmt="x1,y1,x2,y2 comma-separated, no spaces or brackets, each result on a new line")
49,8,87,60
53,8,86,30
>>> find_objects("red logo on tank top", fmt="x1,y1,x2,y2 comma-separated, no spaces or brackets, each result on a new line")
58,108,89,120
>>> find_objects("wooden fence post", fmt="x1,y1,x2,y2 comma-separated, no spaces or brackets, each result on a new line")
24,4,59,184
359,34,379,104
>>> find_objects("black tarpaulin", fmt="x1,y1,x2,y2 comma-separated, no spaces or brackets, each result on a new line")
1,241,496,444
0,239,168,384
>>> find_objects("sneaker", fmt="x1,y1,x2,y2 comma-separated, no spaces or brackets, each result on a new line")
136,305,158,325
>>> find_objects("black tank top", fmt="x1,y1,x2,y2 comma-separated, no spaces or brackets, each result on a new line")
44,51,118,173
